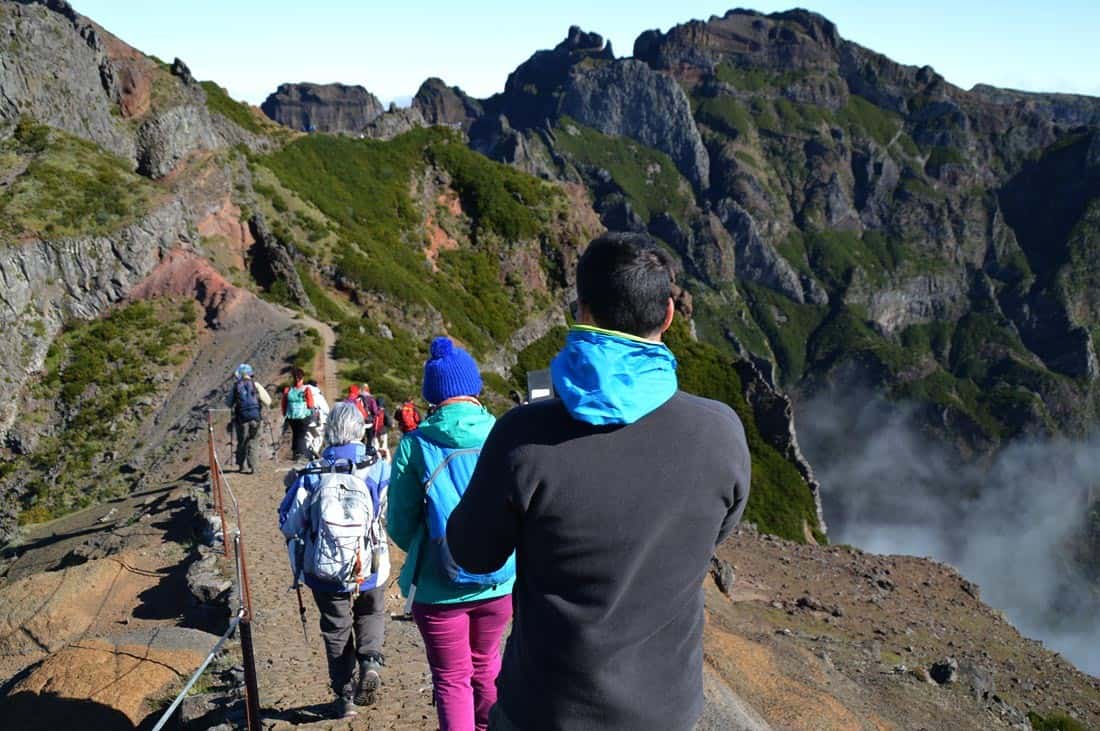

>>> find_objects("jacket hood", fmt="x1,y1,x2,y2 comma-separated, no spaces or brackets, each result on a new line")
416,400,496,448
550,325,678,425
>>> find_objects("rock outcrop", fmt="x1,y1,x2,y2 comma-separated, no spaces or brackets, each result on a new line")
0,0,135,159
0,1,233,177
260,82,384,133
413,77,483,130
0,201,190,437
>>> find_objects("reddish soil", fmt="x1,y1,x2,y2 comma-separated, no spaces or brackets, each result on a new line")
197,197,255,270
424,191,462,273
128,249,246,326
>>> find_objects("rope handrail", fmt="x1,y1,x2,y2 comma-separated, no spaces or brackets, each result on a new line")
150,609,244,731
151,408,264,731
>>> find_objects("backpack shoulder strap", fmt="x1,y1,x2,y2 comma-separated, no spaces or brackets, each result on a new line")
417,437,481,492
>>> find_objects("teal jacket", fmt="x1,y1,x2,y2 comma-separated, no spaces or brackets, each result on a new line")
387,401,515,605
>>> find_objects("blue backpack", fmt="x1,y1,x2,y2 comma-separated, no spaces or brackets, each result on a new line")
416,437,515,588
234,379,261,421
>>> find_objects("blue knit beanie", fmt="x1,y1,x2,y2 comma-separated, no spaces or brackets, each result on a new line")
422,337,483,405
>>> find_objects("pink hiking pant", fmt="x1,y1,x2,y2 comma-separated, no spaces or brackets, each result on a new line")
412,595,512,731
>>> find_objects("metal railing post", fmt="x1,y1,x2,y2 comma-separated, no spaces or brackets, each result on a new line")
207,411,229,556
234,533,262,731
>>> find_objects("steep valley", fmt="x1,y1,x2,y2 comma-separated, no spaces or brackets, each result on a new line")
0,0,1098,728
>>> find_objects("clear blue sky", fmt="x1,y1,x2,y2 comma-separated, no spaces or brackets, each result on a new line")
72,1,1099,107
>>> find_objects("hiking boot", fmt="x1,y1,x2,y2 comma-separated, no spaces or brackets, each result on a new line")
330,694,358,719
353,654,383,706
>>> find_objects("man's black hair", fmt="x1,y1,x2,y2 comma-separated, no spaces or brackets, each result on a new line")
576,232,677,337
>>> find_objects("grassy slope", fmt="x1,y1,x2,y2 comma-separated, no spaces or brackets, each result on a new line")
14,299,196,524
0,119,154,240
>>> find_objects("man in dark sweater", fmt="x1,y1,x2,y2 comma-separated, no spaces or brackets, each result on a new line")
448,232,751,731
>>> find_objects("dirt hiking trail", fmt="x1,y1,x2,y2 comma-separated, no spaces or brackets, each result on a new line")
222,332,440,730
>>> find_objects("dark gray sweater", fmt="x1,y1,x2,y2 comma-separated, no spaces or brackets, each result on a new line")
448,391,750,730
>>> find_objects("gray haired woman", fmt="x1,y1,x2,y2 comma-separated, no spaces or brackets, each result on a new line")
278,401,392,719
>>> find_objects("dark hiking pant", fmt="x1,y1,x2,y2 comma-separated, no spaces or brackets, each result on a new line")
234,419,261,471
312,587,386,696
287,417,309,460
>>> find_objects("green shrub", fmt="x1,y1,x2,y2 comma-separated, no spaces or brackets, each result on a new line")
199,80,263,134
665,319,822,542
803,229,889,291
553,117,694,224
836,95,900,146
714,64,808,92
297,265,347,322
511,326,568,386
1027,711,1088,731
13,116,49,153
18,300,194,524
0,125,152,239
743,284,826,383
695,95,754,139
262,128,558,354
427,141,554,240
334,317,427,395
925,145,966,174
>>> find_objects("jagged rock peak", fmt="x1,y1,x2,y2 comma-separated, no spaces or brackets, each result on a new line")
412,78,483,130
635,8,841,73
556,25,614,58
260,82,384,133
13,0,78,23
170,57,194,85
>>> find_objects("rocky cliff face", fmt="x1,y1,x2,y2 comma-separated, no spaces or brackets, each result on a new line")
260,82,384,133
413,77,483,130
461,13,1100,456
0,1,239,178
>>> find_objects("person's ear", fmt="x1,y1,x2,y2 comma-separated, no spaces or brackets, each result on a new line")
658,297,675,337
577,301,596,326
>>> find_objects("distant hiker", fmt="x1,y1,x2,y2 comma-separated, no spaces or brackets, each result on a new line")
373,394,393,456
278,402,391,719
281,367,315,461
305,380,330,459
387,337,515,731
448,233,751,731
348,383,385,452
507,390,524,407
394,397,422,434
225,363,272,474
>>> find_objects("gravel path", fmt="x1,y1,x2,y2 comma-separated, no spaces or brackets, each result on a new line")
218,352,439,730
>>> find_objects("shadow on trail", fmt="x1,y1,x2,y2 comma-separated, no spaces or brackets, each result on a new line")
264,701,338,725
0,691,136,731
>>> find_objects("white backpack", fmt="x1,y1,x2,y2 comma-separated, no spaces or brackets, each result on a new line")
305,462,389,590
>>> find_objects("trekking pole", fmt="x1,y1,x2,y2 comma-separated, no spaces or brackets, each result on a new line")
294,584,309,644
287,537,310,644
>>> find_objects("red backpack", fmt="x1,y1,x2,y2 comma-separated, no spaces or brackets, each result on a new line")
358,393,384,437
397,401,422,433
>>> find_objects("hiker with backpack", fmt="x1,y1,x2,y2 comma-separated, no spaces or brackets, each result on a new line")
278,401,391,719
448,233,751,731
394,397,422,434
225,364,272,474
347,383,387,455
387,337,515,731
305,380,330,459
373,394,393,456
281,367,315,461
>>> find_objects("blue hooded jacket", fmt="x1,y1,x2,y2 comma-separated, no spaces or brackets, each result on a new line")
550,325,678,425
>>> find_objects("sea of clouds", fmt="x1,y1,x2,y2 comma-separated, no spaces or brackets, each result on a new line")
798,389,1100,677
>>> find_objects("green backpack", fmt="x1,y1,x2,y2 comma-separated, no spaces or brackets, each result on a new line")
286,386,310,420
